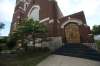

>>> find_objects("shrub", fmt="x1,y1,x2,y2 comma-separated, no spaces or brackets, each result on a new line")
96,40,100,51
7,38,16,50
0,46,2,52
0,37,7,43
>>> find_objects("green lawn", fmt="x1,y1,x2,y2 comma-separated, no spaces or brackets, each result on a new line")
0,48,51,66
96,40,100,51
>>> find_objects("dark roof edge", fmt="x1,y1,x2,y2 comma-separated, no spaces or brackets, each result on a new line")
59,11,87,24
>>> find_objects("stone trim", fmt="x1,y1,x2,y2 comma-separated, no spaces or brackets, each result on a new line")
40,18,54,24
49,19,54,24
27,5,40,20
16,0,30,11
84,24,88,26
57,20,60,23
19,6,25,11
40,17,50,23
61,18,83,28
24,2,30,11
28,5,40,17
17,16,20,19
88,34,93,36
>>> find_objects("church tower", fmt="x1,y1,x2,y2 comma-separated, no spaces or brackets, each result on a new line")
10,0,63,36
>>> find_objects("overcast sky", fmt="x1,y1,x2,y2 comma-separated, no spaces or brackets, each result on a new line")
0,0,100,36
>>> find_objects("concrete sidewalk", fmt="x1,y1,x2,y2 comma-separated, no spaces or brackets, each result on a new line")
37,55,100,66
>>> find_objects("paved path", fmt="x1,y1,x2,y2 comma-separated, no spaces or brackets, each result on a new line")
37,55,100,66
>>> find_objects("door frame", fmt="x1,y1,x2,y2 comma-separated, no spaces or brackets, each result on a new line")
64,22,80,43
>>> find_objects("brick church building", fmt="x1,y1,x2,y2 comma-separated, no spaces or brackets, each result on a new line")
10,0,95,45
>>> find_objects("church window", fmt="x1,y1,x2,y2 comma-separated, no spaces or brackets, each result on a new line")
28,5,40,21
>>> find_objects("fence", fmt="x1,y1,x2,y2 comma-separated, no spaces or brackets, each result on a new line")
82,43,97,50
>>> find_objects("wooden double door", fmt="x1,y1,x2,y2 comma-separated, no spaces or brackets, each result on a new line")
65,23,80,43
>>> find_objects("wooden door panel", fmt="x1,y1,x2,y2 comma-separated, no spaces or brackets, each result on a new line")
65,23,80,43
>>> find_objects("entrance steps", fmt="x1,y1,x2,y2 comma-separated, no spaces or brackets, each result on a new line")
54,43,100,61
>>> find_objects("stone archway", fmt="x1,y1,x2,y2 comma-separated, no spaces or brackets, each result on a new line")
65,23,80,43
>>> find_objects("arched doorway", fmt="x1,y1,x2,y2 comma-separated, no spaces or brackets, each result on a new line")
65,23,80,43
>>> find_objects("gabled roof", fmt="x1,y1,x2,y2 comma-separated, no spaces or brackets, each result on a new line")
59,11,87,24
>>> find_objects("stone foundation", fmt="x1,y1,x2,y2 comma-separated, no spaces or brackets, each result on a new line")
45,37,63,51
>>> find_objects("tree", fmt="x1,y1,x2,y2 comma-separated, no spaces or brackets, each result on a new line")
0,22,5,29
0,22,5,35
0,37,8,43
92,25,100,35
11,19,48,49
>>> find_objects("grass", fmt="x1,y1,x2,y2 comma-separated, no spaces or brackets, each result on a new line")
95,40,100,47
0,48,51,66
95,40,100,51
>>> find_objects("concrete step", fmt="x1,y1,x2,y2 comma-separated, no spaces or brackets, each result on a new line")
54,43,100,61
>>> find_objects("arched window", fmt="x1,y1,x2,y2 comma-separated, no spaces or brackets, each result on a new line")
28,5,40,21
